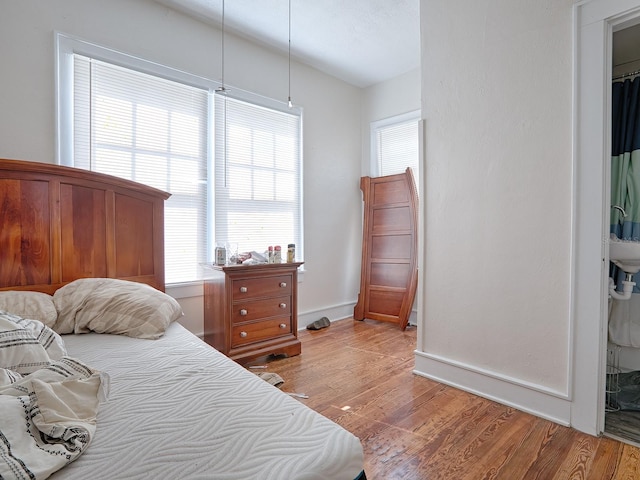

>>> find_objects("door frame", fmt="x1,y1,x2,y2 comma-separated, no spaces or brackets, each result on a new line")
572,0,640,435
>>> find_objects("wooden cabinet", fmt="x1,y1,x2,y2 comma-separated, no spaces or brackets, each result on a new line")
204,262,303,364
354,168,418,330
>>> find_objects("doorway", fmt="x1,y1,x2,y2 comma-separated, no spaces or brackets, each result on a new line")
603,22,640,445
573,0,640,438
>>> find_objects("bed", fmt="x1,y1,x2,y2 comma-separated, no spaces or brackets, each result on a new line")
0,158,366,480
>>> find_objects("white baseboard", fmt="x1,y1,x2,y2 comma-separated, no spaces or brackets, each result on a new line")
407,309,418,326
298,304,419,330
298,302,357,329
413,350,572,427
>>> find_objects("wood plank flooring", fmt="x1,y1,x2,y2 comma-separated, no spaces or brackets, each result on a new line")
248,318,640,479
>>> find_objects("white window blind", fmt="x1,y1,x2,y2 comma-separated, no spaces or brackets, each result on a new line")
373,114,420,178
73,55,209,283
214,94,302,259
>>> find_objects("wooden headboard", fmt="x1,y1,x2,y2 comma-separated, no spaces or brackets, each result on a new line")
0,159,170,294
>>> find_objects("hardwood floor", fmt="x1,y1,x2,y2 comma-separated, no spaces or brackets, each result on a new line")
249,318,640,479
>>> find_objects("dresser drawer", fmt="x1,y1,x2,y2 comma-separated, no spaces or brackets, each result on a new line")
232,295,291,323
231,274,292,300
232,317,292,347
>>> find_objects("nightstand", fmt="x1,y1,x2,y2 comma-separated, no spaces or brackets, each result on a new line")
204,262,303,364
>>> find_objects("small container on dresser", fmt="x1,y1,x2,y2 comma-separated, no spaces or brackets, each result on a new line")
204,262,303,364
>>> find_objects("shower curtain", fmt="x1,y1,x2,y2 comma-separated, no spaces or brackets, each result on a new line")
611,76,640,292
610,76,640,348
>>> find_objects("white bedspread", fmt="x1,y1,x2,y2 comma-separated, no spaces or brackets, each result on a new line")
49,322,364,480
0,358,104,480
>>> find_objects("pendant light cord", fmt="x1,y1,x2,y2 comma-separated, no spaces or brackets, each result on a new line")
288,0,292,108
217,0,226,93
217,0,228,186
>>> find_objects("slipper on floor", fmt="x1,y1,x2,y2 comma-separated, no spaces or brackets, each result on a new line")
306,317,330,330
256,372,284,388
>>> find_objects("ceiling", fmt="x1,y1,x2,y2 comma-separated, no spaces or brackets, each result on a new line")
614,23,640,72
154,0,421,88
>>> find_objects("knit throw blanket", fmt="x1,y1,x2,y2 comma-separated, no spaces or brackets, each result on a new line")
0,312,106,480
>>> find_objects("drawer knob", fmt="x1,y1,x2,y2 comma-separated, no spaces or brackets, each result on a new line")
279,303,287,309
240,331,248,338
279,282,287,288
240,286,248,293
240,309,248,316
279,323,287,329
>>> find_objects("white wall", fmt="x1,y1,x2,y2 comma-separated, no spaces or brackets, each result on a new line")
0,0,363,335
416,0,575,424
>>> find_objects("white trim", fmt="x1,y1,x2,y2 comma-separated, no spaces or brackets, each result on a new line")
416,119,426,352
566,0,579,408
166,282,203,300
416,350,570,400
572,0,640,437
414,351,572,427
370,109,421,129
54,34,73,167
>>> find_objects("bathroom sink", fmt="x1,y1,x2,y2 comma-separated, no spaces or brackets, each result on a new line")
610,235,640,274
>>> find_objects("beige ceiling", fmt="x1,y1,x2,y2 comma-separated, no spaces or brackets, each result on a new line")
614,23,640,73
154,0,420,88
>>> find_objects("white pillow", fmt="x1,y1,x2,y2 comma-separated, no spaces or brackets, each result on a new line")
53,278,183,339
0,291,57,327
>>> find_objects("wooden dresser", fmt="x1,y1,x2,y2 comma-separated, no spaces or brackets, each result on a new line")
204,262,303,364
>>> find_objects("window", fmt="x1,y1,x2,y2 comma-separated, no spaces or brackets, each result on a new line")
71,55,209,283
214,94,302,259
56,34,303,284
371,111,420,179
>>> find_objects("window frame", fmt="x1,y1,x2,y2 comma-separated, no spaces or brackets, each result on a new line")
370,109,421,177
55,33,214,168
212,91,304,262
55,32,304,284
